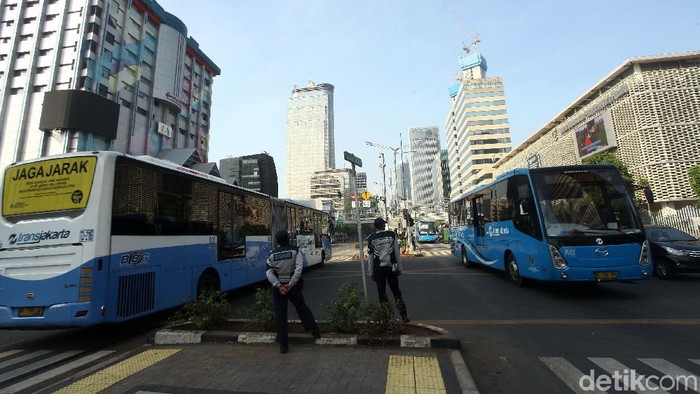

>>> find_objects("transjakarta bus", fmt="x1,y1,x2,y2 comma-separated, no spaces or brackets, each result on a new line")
0,151,331,328
449,165,651,286
416,220,437,243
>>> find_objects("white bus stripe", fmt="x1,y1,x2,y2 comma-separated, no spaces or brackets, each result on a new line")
0,350,114,393
639,358,700,393
589,357,668,393
539,357,606,394
0,350,51,370
0,350,81,384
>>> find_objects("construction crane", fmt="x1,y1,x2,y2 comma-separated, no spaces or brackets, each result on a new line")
452,10,481,54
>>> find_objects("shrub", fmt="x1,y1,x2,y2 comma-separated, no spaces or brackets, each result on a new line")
247,286,274,331
324,282,363,333
359,299,398,337
169,291,229,330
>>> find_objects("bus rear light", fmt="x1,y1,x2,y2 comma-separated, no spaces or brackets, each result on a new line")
549,244,568,270
78,295,91,302
80,267,93,275
639,241,650,266
75,310,88,317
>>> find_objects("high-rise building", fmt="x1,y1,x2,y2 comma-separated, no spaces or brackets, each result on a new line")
0,0,220,171
310,168,352,217
436,149,451,204
408,127,440,208
445,49,512,201
219,154,278,197
286,81,335,200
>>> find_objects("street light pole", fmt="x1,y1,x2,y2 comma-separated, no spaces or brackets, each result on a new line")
379,153,388,220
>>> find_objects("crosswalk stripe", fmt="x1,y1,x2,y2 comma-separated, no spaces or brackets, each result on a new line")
0,349,24,360
589,357,668,393
638,358,700,392
692,359,700,367
0,350,115,394
539,357,606,394
0,350,81,384
54,348,181,393
0,350,51,371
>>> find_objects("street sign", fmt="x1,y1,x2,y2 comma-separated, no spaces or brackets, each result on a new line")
343,151,362,167
361,191,371,200
336,219,344,225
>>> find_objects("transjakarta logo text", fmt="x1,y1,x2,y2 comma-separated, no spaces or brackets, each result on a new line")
9,230,71,245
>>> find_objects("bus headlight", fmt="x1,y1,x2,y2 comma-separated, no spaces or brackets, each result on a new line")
639,240,651,266
548,244,568,270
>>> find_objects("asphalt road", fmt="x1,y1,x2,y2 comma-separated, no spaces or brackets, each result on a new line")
265,241,700,393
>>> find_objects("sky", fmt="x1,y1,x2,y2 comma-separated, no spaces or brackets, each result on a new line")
158,0,699,199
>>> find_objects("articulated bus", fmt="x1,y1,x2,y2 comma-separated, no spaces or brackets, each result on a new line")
0,151,330,328
416,220,437,243
449,165,651,286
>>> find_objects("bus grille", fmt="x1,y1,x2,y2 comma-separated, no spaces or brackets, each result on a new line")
117,272,155,317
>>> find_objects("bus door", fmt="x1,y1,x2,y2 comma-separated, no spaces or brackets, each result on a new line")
472,195,489,257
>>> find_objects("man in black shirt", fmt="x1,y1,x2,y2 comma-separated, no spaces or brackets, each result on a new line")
366,217,409,322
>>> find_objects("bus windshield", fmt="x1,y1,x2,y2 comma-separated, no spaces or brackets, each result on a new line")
531,168,642,237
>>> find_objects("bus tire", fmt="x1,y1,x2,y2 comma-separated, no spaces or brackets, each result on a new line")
506,253,525,287
461,246,474,268
196,270,220,297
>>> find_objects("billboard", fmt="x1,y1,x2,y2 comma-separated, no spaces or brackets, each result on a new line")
573,111,617,159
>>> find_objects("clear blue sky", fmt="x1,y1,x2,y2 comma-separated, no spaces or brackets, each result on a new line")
159,0,699,199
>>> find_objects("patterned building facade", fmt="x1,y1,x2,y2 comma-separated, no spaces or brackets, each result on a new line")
493,51,700,211
286,81,335,201
0,0,220,170
445,52,512,201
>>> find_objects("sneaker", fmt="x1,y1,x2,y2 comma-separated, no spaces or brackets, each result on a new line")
312,327,321,339
280,343,288,354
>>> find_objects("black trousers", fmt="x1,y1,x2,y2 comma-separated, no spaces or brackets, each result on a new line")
373,267,408,318
271,280,318,344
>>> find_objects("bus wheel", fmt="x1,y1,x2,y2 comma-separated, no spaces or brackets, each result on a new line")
197,270,220,297
461,246,474,268
506,254,524,287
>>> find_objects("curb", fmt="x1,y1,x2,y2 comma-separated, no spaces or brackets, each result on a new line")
147,321,461,350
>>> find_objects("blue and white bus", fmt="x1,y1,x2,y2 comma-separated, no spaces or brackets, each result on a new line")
0,151,330,328
416,220,437,243
449,165,651,286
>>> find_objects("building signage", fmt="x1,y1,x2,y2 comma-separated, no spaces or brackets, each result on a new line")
2,157,96,216
157,122,173,138
527,154,540,169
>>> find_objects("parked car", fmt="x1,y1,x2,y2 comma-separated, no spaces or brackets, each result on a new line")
646,225,700,279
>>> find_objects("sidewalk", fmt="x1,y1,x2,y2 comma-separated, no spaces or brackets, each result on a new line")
46,325,479,394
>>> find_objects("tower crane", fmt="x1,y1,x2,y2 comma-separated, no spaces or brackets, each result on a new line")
452,11,481,54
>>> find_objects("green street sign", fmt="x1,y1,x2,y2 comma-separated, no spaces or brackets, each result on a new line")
336,219,344,225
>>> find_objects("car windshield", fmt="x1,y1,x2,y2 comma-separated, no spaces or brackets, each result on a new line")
532,168,642,237
647,227,696,242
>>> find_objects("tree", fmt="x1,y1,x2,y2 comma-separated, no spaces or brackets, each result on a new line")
581,151,634,185
689,165,700,199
